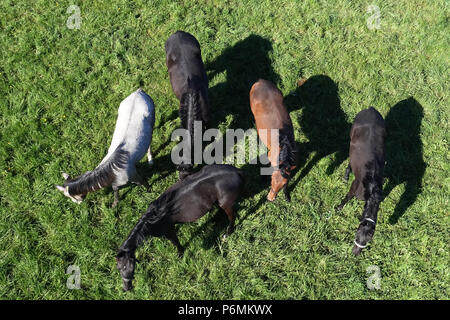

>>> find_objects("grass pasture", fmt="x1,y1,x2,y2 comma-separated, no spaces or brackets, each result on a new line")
0,0,449,299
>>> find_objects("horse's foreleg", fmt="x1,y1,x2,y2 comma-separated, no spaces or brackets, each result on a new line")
283,180,291,202
336,180,357,211
166,225,184,258
111,186,120,208
336,192,353,211
147,145,153,166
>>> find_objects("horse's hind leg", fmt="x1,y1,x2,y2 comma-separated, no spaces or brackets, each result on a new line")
283,179,291,202
343,163,352,182
166,225,184,258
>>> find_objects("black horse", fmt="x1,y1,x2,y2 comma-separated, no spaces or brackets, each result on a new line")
116,164,244,291
165,31,211,179
336,107,386,256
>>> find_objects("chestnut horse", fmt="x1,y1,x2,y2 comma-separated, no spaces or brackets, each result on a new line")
165,31,211,178
250,79,297,201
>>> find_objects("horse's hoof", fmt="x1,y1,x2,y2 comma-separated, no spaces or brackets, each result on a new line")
352,245,362,256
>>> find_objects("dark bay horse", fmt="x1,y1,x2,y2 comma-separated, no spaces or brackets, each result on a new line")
336,107,386,255
165,31,211,178
250,79,297,201
116,164,244,291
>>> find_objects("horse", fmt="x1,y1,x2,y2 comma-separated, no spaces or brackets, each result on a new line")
336,107,386,255
165,31,211,179
56,89,155,208
249,79,297,201
116,164,244,291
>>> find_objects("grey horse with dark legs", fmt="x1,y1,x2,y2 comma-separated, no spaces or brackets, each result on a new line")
56,89,155,208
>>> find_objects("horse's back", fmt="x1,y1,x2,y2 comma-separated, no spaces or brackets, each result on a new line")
165,31,207,98
169,165,244,223
165,31,204,75
250,79,290,125
250,79,294,152
104,89,155,166
352,107,385,131
350,107,386,199
165,31,201,56
350,107,385,148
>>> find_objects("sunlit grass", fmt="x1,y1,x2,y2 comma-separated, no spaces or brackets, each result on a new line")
0,0,448,299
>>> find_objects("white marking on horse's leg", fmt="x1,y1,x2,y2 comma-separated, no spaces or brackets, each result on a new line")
147,145,154,166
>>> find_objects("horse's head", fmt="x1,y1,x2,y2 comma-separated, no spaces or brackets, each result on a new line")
116,250,136,291
55,172,86,204
352,219,376,255
267,165,296,201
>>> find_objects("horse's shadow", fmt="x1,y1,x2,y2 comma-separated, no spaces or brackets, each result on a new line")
284,75,351,188
384,97,425,224
206,34,281,129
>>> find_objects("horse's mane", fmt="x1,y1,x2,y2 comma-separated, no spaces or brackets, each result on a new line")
120,188,181,252
278,128,296,178
65,144,129,196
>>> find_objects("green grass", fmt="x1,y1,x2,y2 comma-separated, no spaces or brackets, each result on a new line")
0,0,449,299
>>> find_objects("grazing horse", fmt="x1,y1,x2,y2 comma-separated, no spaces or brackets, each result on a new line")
165,31,211,179
116,164,244,291
249,79,297,201
56,89,155,208
336,107,386,255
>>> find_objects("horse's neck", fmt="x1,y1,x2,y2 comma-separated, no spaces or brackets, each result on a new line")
121,212,154,252
121,229,140,253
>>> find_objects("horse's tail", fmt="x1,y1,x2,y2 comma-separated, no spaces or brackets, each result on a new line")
179,81,201,172
180,90,201,141
66,143,129,195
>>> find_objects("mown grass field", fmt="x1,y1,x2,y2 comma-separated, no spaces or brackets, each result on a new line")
0,0,448,299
